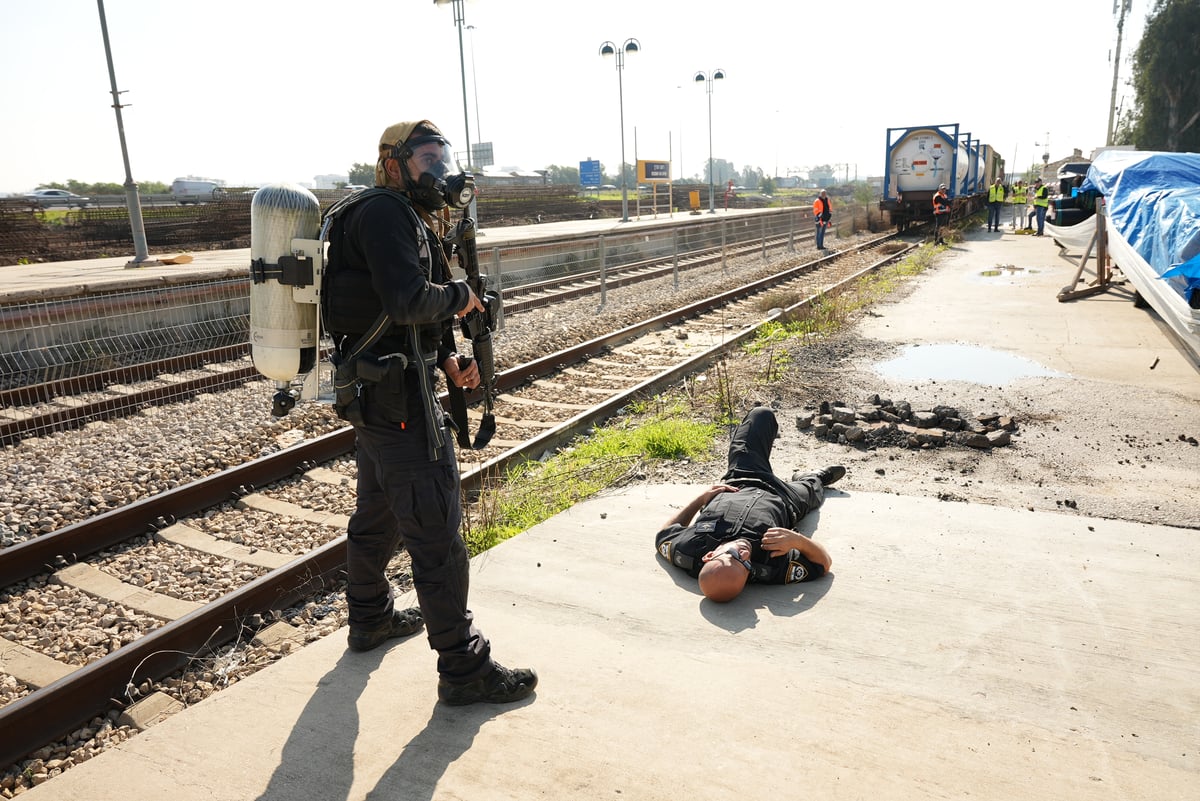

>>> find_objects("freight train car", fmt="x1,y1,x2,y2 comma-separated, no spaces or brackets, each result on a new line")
880,123,1002,232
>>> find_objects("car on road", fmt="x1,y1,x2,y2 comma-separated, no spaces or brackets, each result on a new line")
24,189,91,208
171,179,225,205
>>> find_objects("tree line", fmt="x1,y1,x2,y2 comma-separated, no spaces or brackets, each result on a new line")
27,179,172,195
1113,0,1199,152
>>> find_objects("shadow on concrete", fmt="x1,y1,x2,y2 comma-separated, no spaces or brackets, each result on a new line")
365,697,533,800
253,641,535,801
254,647,386,801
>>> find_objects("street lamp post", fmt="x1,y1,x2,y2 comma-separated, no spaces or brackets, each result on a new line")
467,24,481,141
600,38,640,223
694,69,726,213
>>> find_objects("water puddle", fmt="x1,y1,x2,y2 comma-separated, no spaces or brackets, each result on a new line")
975,264,1040,280
875,343,1066,384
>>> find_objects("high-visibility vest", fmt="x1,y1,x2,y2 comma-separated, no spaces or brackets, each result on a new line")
989,184,1006,203
813,196,831,225
1032,185,1050,207
933,193,950,215
1011,184,1027,204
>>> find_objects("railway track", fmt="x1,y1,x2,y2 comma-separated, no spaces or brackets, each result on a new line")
0,227,814,448
0,232,915,771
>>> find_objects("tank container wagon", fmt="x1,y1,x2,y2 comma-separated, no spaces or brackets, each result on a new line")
880,123,1001,232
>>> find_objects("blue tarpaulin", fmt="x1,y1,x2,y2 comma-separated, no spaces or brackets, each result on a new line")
1081,150,1200,302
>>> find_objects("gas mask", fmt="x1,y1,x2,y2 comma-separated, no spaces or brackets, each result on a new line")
398,134,475,211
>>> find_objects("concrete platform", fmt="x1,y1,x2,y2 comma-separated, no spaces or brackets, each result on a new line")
860,225,1200,382
23,484,1198,800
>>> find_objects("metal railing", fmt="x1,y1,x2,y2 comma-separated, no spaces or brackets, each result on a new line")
0,208,816,441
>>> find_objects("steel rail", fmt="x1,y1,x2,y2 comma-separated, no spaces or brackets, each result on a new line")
0,345,249,409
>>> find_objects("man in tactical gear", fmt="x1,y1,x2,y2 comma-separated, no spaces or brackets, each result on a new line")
655,407,842,602
322,120,536,705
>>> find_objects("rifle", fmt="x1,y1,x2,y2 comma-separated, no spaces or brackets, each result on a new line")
445,214,501,449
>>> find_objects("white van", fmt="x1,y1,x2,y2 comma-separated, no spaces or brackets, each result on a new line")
171,179,225,205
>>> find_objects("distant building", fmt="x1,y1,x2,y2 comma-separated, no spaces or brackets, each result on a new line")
314,174,349,190
475,167,548,187
1039,148,1091,184
809,167,836,186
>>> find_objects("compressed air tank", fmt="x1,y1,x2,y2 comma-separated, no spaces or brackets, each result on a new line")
249,184,320,383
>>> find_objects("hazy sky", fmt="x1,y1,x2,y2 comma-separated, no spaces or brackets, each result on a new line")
1,0,1148,194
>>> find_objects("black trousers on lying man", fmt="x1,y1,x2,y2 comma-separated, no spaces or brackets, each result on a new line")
654,407,844,602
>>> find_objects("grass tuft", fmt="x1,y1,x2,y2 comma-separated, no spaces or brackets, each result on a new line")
461,416,717,554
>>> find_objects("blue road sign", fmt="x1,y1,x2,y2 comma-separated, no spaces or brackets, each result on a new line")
580,159,602,187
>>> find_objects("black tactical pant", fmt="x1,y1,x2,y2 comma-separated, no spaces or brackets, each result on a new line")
346,379,492,683
721,406,824,519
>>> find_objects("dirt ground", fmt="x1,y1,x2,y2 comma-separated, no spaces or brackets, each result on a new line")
634,259,1200,532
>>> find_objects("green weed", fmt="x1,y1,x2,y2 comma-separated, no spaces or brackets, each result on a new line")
461,415,717,554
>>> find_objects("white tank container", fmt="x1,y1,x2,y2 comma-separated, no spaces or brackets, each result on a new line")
891,129,970,194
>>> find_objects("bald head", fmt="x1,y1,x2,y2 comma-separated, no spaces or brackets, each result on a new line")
697,539,753,602
698,560,749,602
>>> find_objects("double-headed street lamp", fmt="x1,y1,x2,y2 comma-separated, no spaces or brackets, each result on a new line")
694,68,725,213
600,38,640,223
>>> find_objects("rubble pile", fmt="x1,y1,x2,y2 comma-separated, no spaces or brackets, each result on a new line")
797,394,1019,450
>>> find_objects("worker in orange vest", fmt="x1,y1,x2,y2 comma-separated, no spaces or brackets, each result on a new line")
813,189,832,250
932,184,951,245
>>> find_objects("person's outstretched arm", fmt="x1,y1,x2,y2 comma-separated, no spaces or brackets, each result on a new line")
661,484,738,531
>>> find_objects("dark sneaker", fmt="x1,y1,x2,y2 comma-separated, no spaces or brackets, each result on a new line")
816,465,846,486
438,663,538,706
347,607,424,652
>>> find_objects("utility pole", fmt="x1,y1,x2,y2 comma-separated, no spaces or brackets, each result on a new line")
97,0,156,266
1107,0,1133,146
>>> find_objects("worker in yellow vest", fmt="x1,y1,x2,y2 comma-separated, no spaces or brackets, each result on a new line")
1009,180,1027,229
1031,179,1050,236
987,178,1006,232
